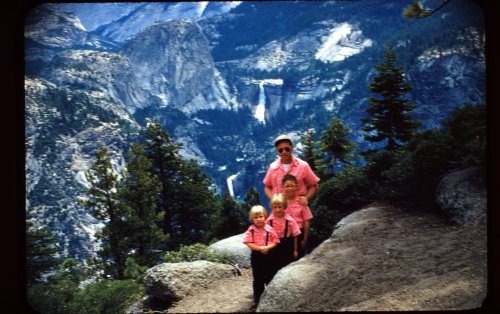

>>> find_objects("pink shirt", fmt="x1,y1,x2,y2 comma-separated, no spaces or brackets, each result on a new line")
242,224,280,246
286,198,313,229
263,156,320,196
266,213,301,238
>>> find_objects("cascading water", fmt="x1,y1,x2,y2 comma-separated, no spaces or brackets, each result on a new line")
255,82,266,124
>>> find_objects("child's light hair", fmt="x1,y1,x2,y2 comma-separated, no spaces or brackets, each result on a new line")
249,205,267,221
270,193,287,209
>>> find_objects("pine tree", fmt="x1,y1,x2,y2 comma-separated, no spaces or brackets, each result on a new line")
120,143,167,267
143,120,182,242
215,190,248,239
243,186,261,214
80,146,131,279
299,128,319,174
173,159,221,246
142,119,221,249
26,221,60,285
317,117,356,178
361,46,421,152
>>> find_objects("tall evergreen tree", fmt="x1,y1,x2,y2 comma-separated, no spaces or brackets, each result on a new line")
361,46,421,152
299,128,319,174
173,158,221,246
143,120,182,241
215,190,248,239
243,186,261,214
120,143,167,267
317,117,356,178
80,146,131,279
142,119,221,249
26,221,60,285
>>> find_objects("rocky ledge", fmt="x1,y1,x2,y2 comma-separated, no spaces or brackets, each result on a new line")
132,167,487,312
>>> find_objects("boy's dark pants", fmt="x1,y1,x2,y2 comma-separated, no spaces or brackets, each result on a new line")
251,250,272,303
269,237,294,279
297,228,308,258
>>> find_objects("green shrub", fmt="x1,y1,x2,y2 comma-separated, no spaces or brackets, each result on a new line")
163,243,234,264
314,165,373,211
124,257,149,283
443,103,486,167
28,280,80,314
67,279,143,314
310,165,373,248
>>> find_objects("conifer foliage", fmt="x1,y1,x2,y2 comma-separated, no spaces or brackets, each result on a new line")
243,186,261,213
215,191,247,239
80,120,223,278
317,117,356,178
26,221,60,284
142,120,220,249
142,120,182,239
362,46,420,151
119,143,167,267
299,128,320,174
80,146,131,279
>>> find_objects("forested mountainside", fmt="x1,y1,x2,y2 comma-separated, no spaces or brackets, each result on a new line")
25,1,484,261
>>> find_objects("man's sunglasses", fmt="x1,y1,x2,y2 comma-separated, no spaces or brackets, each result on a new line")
278,147,291,153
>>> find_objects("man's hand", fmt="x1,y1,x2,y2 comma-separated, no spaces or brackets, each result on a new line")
298,195,308,205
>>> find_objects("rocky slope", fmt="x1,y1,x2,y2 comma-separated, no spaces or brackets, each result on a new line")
135,167,487,313
258,204,486,312
156,203,486,313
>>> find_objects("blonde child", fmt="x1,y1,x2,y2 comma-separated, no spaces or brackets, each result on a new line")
267,193,301,278
242,205,280,304
282,174,313,258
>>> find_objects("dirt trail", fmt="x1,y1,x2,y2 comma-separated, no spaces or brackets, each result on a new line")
166,268,255,313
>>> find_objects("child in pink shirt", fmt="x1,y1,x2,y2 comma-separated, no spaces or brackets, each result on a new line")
266,193,301,278
243,205,280,304
282,174,314,258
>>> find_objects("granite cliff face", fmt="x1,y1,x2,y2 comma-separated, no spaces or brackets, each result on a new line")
25,1,486,260
121,20,235,115
25,76,140,258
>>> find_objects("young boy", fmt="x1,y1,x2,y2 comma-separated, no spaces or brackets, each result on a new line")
267,193,301,278
282,174,314,258
242,205,280,304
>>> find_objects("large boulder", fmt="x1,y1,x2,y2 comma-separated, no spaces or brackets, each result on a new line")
436,166,486,225
257,204,487,312
209,233,251,268
143,260,236,302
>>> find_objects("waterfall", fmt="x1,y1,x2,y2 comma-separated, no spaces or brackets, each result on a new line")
254,82,266,124
227,173,239,197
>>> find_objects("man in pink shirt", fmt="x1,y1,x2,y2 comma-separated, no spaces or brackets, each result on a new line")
263,134,320,206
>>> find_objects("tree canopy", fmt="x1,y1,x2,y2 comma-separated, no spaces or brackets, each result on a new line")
361,46,421,152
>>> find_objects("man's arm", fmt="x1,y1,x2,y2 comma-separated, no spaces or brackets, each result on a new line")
264,185,274,200
305,184,318,200
293,236,298,259
301,220,310,248
298,184,318,205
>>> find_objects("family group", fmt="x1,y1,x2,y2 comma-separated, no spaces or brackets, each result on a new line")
242,134,320,304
